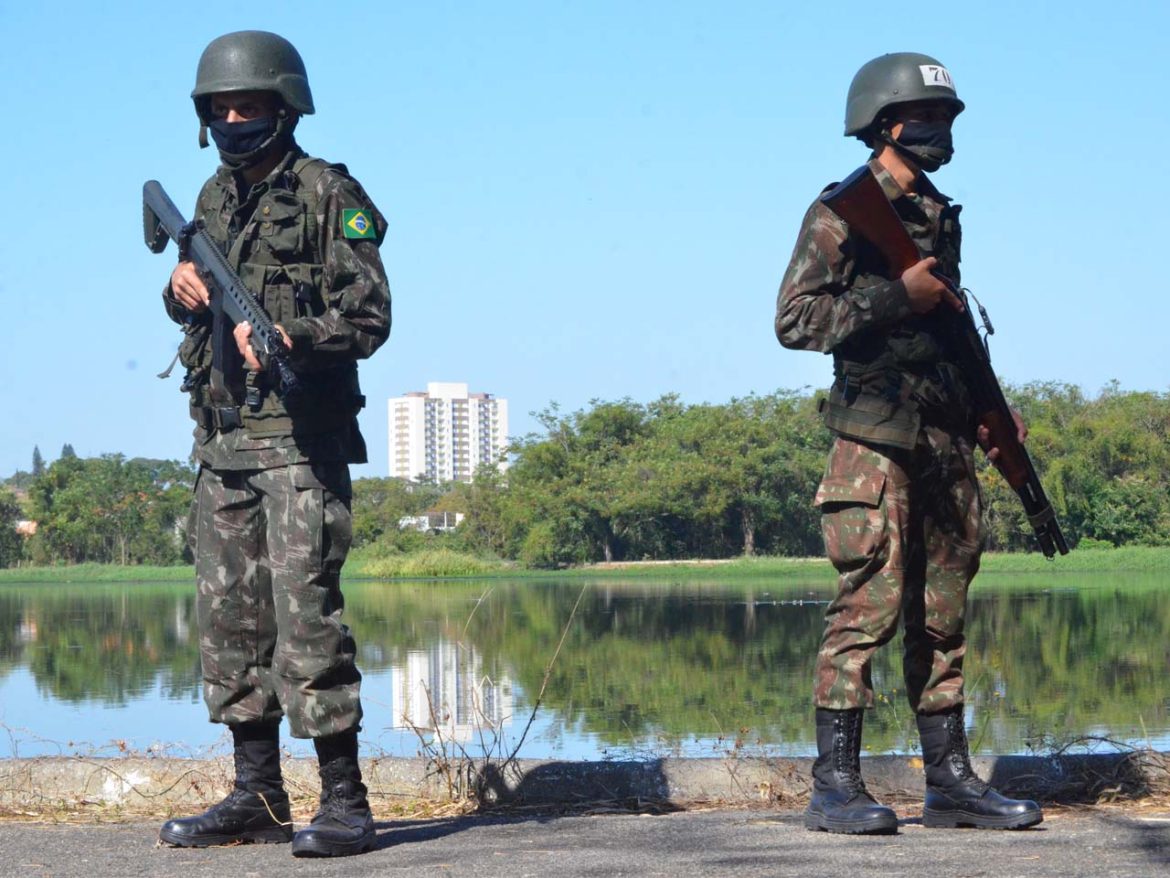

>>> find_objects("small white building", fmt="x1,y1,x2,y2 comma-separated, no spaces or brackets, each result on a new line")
389,382,509,483
398,512,465,533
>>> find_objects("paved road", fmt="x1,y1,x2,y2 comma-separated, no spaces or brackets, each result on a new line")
3,807,1169,878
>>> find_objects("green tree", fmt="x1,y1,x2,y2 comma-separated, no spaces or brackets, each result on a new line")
31,446,45,478
415,383,1170,565
28,455,194,565
3,470,33,491
489,400,653,566
463,393,831,565
977,382,1170,551
0,487,23,568
350,477,442,549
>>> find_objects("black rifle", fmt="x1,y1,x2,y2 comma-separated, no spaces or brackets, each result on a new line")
142,180,300,396
820,165,1069,558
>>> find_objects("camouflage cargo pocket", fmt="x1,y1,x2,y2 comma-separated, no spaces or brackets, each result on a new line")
815,441,890,574
286,463,352,575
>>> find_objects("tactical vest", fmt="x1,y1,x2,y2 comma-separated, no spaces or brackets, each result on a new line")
178,155,365,439
820,199,972,450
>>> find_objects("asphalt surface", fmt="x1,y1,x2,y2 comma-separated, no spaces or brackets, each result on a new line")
2,807,1169,878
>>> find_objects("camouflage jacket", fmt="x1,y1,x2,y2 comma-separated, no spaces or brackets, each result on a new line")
163,145,391,470
775,159,971,449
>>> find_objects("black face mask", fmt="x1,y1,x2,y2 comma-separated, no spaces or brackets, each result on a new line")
893,120,954,172
208,116,282,169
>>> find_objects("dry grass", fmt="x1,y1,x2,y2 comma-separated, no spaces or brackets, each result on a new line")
2,738,1166,824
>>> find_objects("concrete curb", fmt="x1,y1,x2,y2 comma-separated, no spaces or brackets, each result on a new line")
2,752,1166,816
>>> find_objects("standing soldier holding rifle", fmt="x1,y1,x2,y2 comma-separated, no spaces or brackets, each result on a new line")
775,53,1048,834
154,31,390,857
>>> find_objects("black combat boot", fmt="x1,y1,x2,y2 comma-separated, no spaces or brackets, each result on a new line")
917,707,1043,829
159,719,292,846
291,730,376,857
804,708,898,834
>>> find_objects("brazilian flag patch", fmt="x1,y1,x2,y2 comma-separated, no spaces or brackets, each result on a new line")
342,209,376,239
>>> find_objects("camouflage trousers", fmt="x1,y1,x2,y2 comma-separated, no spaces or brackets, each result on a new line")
812,429,984,713
189,462,362,738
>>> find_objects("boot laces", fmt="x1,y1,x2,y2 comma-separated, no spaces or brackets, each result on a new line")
231,738,282,793
320,783,352,818
232,748,249,781
317,760,369,819
833,714,868,797
946,715,989,792
314,778,371,827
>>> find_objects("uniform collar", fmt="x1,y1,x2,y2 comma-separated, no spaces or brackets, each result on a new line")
215,143,306,195
866,157,951,206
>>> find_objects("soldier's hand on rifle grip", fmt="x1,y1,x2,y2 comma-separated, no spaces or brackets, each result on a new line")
169,261,210,313
234,320,293,372
903,257,964,314
978,409,1028,464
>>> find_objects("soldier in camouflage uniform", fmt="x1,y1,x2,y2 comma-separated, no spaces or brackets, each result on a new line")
157,31,389,858
775,53,1042,834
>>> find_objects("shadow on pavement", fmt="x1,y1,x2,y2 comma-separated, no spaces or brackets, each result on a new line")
365,759,679,851
475,758,682,813
370,814,547,851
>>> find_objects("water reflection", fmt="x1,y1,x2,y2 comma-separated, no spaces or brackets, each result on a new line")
391,639,514,744
0,575,1167,759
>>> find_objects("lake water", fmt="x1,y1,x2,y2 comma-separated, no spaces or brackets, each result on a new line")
1,572,1167,761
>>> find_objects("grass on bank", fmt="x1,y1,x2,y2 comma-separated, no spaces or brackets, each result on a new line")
979,545,1170,573
0,563,194,584
353,547,509,579
1,546,1167,584
507,545,1170,580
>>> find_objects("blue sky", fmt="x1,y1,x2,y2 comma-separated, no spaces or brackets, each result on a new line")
1,1,1166,479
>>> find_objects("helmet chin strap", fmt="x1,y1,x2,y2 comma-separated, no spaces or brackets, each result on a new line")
877,127,941,174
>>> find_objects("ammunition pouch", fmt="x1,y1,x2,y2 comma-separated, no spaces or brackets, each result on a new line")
188,364,365,437
241,367,365,437
190,404,244,433
822,359,974,450
178,318,212,368
822,368,921,450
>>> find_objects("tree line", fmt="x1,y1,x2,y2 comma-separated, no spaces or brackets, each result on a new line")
1,453,194,567
2,382,1167,568
386,382,1170,566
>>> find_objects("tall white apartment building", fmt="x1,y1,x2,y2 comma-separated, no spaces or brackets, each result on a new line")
388,382,509,483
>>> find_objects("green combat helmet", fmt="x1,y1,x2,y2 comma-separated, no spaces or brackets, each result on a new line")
192,30,314,122
844,52,964,139
190,31,313,165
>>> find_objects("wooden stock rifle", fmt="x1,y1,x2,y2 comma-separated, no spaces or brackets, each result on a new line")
820,165,1069,558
